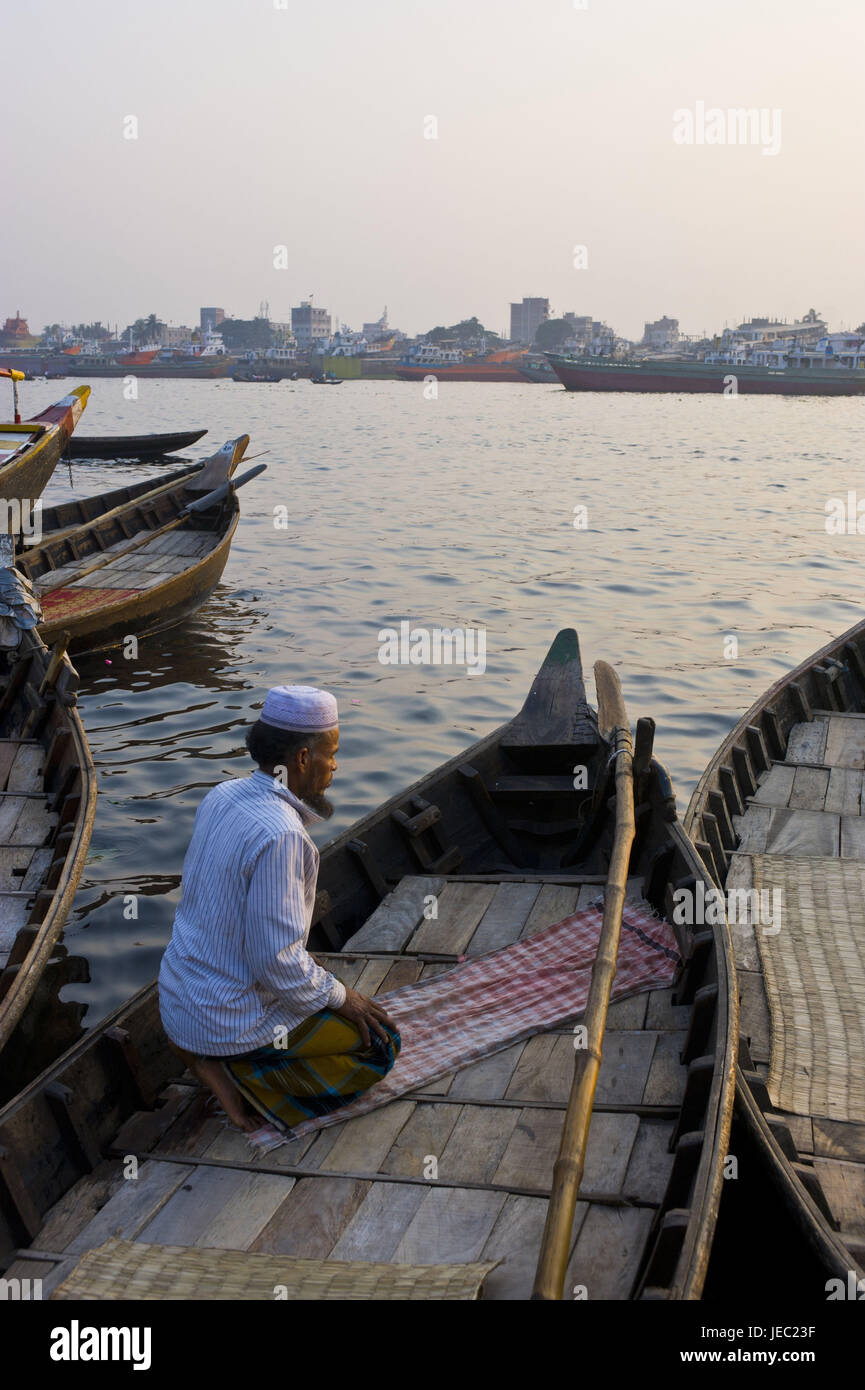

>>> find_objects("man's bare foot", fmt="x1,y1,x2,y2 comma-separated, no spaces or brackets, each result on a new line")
169,1044,259,1132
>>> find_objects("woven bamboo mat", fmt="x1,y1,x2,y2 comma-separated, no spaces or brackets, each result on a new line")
50,1238,498,1301
752,854,865,1123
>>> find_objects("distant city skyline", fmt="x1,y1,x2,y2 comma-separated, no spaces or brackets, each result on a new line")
3,0,862,341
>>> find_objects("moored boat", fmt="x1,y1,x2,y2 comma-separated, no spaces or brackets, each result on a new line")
546,352,865,396
0,375,90,510
0,631,736,1299
0,552,96,1075
63,429,207,462
16,437,261,656
686,622,865,1288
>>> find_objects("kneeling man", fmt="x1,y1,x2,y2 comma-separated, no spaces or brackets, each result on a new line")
158,684,399,1146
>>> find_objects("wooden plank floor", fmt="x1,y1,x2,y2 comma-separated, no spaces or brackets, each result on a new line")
33,529,217,596
0,739,54,970
731,712,865,1261
14,876,688,1300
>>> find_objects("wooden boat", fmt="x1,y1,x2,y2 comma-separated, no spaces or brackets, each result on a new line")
309,374,343,385
686,624,865,1290
0,589,96,1070
0,374,90,509
0,632,736,1299
37,462,205,542
63,429,207,462
16,437,253,657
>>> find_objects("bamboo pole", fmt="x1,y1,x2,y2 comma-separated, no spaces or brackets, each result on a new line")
532,660,636,1300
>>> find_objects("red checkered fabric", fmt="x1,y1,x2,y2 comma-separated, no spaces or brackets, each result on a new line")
290,900,680,1138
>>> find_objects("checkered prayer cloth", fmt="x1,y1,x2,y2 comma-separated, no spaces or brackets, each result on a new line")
287,899,681,1139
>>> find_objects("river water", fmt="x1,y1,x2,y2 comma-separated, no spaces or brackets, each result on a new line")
21,377,864,1028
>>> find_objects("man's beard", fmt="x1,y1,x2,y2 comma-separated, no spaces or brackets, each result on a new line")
305,791,334,819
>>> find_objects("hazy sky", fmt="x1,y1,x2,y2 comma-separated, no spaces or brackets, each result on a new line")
4,0,863,340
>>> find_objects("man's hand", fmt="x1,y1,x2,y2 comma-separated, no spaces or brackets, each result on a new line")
334,988,397,1049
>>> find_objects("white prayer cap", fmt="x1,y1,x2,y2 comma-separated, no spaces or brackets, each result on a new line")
260,685,338,733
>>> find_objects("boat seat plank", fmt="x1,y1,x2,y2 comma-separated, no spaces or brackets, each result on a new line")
840,817,865,859
566,1205,657,1300
342,876,446,952
444,1044,525,1102
623,1118,677,1203
824,718,865,770
476,1193,551,1300
0,796,27,842
810,1159,865,1237
437,1105,522,1184
737,968,773,1064
789,766,830,811
724,856,761,971
734,805,840,857
519,883,581,939
316,1101,416,1176
378,1102,462,1177
137,1164,295,1250
7,798,57,845
71,569,166,591
0,845,37,893
645,987,692,1031
825,767,863,816
606,993,649,1029
392,1185,508,1265
785,721,829,765
494,1108,640,1193
753,763,796,806
641,1031,689,1104
328,1181,428,1262
0,894,34,957
407,880,497,953
7,744,43,793
813,1118,865,1162
375,957,423,992
249,1177,372,1259
64,1159,189,1255
0,742,21,790
466,881,540,955
779,1113,814,1155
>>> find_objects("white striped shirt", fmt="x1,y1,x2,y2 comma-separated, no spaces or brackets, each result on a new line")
158,769,346,1055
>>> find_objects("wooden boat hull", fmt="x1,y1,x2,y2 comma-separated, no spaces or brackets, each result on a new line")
0,631,96,1071
37,509,238,655
64,429,207,461
0,632,737,1298
0,387,90,509
17,437,249,656
685,618,865,1288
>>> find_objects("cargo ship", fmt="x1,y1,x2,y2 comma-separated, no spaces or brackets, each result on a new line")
395,344,528,382
546,346,865,397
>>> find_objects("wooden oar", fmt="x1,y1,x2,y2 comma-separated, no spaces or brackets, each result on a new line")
532,659,636,1301
39,464,266,597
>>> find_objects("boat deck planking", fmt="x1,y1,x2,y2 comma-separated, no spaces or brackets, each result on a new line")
686,624,865,1285
7,873,694,1301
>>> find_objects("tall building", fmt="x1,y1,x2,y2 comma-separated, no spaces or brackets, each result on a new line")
509,297,550,343
292,301,332,349
641,316,680,350
200,307,225,334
